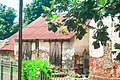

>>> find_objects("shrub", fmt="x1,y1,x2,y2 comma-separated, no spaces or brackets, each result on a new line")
22,58,52,80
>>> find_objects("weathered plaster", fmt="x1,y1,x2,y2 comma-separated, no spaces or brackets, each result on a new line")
89,18,120,79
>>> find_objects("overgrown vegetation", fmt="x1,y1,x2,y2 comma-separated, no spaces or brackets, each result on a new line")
22,59,52,80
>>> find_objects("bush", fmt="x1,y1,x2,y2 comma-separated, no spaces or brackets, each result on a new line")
22,58,52,80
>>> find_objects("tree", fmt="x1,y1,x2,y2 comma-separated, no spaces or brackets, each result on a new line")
43,0,120,60
0,4,17,40
24,0,52,25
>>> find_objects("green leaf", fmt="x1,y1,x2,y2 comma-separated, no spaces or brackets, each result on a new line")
111,51,117,54
114,24,120,32
75,26,86,40
50,0,55,10
76,33,83,40
114,43,120,49
70,0,76,5
99,0,106,6
92,41,100,49
52,14,58,20
114,53,120,61
48,22,57,32
97,20,103,28
52,26,57,32
118,16,120,20
42,6,50,11
46,17,52,21
119,32,120,37
60,26,65,33
65,19,77,32
87,25,95,29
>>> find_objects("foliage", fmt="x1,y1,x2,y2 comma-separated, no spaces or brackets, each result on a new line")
42,0,120,49
114,23,120,37
42,0,120,60
0,4,17,39
92,21,110,49
112,43,120,60
24,0,52,25
114,53,120,61
114,43,120,49
111,51,117,55
22,58,52,80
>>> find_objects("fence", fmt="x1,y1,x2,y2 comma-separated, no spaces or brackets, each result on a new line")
36,74,50,80
0,60,88,80
0,60,49,80
0,60,18,80
36,68,50,80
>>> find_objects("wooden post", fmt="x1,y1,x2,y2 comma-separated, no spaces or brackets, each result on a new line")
10,61,13,80
0,60,3,80
49,40,51,64
18,0,23,80
61,41,63,69
41,72,43,80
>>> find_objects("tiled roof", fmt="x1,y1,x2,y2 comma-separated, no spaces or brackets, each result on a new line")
0,34,17,51
0,14,75,51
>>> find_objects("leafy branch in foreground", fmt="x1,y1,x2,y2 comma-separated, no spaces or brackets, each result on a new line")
42,0,120,60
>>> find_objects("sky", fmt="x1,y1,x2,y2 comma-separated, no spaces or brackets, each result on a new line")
0,0,32,20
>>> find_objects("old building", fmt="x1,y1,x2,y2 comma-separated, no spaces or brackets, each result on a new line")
0,14,89,74
1,14,120,78
0,39,14,60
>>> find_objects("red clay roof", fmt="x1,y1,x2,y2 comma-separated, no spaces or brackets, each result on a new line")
0,15,75,51
0,33,17,51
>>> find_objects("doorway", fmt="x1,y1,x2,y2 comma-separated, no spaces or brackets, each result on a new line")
49,41,62,68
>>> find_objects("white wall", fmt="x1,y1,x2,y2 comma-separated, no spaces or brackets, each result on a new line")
61,31,89,69
14,40,18,56
39,40,49,52
89,28,104,57
110,21,120,60
89,17,120,58
62,33,89,61
31,42,35,51
62,41,74,60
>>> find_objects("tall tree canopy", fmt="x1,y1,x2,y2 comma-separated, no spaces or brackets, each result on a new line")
43,0,120,48
0,4,17,40
24,0,52,25
43,0,120,60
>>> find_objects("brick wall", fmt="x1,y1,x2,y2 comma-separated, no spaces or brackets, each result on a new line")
89,41,120,79
89,57,120,79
